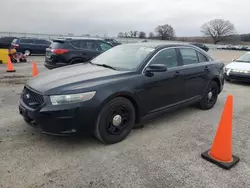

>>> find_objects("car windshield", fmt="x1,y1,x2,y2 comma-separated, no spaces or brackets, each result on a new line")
90,45,155,71
236,53,250,63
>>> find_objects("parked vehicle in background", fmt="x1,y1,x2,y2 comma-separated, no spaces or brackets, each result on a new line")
190,43,209,52
224,52,250,82
104,38,122,46
11,38,51,55
216,45,223,49
239,46,249,51
0,36,16,49
20,43,224,144
44,38,114,69
226,45,237,50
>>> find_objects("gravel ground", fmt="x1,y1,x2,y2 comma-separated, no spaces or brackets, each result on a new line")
0,50,250,188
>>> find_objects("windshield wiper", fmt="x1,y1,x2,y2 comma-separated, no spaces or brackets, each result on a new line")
235,60,250,63
93,63,117,70
87,61,117,70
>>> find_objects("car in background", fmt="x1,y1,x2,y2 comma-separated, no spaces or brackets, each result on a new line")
216,45,223,49
19,43,224,144
238,45,249,51
226,45,237,50
190,43,209,52
0,36,16,49
104,38,122,46
224,52,250,82
44,38,114,69
11,38,51,56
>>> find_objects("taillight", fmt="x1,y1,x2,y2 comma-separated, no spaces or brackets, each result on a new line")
52,49,69,55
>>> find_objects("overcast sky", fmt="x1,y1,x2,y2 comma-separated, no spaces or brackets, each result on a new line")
1,0,249,37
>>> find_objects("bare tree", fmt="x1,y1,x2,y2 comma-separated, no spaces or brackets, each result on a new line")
133,31,138,38
155,24,175,40
129,31,134,38
201,19,236,44
148,32,154,39
139,31,146,39
117,32,124,38
124,32,128,38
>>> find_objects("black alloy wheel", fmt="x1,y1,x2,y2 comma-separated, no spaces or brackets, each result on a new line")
95,97,135,144
199,81,219,110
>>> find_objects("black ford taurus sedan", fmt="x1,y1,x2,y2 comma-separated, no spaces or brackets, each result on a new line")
19,43,225,144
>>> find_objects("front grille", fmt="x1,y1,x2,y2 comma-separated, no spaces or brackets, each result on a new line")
21,86,44,109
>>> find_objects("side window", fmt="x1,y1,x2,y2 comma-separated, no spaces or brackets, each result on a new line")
99,42,112,52
197,52,209,62
70,41,81,48
20,39,34,44
150,48,178,68
179,48,198,65
34,39,46,44
86,41,99,51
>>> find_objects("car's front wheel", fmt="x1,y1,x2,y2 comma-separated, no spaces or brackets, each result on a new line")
199,81,219,110
94,97,135,144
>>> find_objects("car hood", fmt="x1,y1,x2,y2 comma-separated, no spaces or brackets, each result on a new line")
27,64,131,95
226,62,250,71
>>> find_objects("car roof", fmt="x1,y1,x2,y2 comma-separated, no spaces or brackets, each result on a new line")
0,36,16,39
120,42,203,49
54,37,104,41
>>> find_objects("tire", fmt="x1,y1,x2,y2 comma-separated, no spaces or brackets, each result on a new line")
94,97,135,144
69,58,85,65
24,50,31,56
199,81,219,110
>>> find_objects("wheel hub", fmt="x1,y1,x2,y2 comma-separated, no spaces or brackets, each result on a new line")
112,115,122,126
208,91,213,100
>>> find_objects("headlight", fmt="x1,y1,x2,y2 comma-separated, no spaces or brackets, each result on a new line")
50,91,96,105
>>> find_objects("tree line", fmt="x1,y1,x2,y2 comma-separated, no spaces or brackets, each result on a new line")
117,19,249,44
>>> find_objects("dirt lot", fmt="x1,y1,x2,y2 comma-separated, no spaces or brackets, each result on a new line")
0,50,250,188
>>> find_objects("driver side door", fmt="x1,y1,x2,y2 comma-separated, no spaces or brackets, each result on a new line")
138,48,184,114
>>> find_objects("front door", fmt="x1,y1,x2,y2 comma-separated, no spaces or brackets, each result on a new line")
138,48,184,114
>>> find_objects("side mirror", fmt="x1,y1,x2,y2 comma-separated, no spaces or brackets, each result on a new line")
145,64,167,73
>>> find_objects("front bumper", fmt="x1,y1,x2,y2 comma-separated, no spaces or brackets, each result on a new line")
224,72,250,82
19,98,99,135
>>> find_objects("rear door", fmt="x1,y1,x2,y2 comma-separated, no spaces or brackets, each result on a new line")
33,39,48,54
177,47,210,100
69,40,101,61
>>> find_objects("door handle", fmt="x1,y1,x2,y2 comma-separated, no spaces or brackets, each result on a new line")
174,71,180,77
204,66,210,72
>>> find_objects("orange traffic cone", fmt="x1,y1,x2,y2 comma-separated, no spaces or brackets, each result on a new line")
201,94,240,170
32,62,38,77
6,56,16,72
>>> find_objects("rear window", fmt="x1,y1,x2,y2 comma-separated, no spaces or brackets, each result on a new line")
12,39,18,44
50,41,71,49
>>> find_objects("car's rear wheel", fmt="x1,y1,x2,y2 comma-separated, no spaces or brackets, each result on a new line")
199,81,219,110
94,97,135,144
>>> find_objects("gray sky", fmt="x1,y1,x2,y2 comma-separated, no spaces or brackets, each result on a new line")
1,0,249,37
